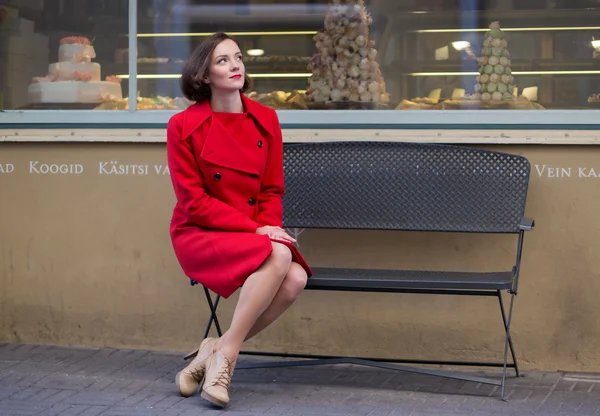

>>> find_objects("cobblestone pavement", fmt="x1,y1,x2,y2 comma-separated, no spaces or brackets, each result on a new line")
1,343,599,415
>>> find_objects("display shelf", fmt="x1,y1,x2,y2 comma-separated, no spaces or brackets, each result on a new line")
4,108,600,128
396,59,600,73
16,103,99,110
104,59,311,77
393,8,600,28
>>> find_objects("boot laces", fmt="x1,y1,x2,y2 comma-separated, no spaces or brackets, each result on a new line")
210,357,235,389
187,366,205,383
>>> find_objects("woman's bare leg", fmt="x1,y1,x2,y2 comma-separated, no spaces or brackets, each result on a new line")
213,242,292,361
244,262,307,341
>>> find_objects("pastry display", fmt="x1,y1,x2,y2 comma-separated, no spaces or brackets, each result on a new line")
396,97,544,110
94,91,309,111
587,93,600,107
395,100,435,110
440,97,543,109
473,21,515,102
247,90,308,109
28,36,122,104
94,96,192,110
305,0,389,107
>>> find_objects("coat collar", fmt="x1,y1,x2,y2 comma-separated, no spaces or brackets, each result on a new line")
181,93,274,140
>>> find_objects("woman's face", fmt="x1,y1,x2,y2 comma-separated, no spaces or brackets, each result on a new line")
204,39,245,93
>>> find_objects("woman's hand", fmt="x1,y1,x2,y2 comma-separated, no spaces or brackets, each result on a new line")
256,225,296,243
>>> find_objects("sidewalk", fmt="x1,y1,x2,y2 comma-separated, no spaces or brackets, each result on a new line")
0,343,599,416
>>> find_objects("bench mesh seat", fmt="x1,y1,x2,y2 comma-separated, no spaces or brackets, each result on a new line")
306,268,514,291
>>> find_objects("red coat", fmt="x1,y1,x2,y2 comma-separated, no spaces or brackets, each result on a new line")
167,94,312,298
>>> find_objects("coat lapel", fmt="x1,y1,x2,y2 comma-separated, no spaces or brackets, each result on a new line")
180,94,277,176
180,101,209,144
181,94,275,140
201,119,260,175
242,94,275,139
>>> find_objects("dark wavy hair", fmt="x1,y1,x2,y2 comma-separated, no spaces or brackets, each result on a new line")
180,32,252,103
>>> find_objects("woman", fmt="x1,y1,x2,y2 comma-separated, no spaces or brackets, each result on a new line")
166,32,312,408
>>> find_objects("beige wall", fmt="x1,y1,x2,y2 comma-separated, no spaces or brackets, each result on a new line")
1,141,599,372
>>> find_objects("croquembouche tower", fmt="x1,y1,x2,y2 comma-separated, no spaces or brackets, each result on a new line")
473,21,516,101
305,0,389,105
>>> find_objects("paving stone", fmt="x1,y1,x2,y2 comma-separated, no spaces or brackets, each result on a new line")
1,343,600,416
0,344,45,361
78,406,110,416
96,406,165,416
0,398,51,415
39,389,79,405
63,391,132,406
33,373,97,390
0,361,17,372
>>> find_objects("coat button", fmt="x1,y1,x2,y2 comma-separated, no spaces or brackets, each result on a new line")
257,140,263,148
248,198,256,206
214,173,221,181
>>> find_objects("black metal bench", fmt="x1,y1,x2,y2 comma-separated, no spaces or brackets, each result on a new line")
191,141,534,400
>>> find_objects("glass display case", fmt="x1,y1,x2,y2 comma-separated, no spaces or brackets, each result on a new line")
2,0,600,126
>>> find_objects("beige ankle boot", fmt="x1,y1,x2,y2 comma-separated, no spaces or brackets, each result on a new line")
200,351,236,408
175,337,217,397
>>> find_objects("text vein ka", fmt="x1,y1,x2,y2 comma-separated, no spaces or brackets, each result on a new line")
535,165,600,178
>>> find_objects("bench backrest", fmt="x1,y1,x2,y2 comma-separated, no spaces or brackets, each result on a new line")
282,141,531,233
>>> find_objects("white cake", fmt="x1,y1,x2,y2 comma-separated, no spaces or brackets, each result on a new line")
27,36,122,104
48,62,101,81
28,81,122,103
58,43,96,63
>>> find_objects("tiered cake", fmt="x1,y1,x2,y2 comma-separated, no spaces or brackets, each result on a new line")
28,37,122,104
305,0,389,106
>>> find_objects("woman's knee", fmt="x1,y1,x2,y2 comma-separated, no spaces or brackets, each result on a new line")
270,241,292,272
281,263,308,301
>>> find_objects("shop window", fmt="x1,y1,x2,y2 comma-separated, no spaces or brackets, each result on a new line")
0,0,128,110
3,0,600,112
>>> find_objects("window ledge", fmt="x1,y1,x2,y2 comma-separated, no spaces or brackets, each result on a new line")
2,127,600,145
2,109,600,130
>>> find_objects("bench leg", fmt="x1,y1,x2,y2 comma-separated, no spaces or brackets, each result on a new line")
497,290,519,378
500,290,517,401
202,286,223,339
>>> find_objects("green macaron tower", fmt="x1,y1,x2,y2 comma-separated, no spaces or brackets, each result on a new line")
473,21,515,102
